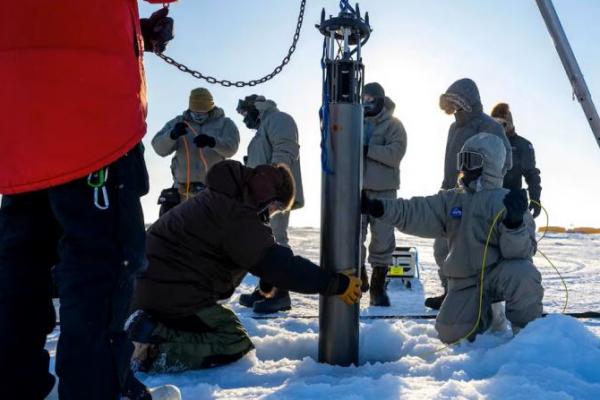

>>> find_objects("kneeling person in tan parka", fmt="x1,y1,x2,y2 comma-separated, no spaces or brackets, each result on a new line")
362,133,543,343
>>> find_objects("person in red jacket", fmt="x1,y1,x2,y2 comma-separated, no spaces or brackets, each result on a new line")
0,2,173,399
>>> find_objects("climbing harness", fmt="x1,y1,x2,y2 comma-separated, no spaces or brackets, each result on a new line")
87,167,110,210
154,0,306,87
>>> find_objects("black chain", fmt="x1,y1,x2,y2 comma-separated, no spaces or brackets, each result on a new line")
155,0,306,87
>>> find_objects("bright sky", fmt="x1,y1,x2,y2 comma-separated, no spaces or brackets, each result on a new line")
138,0,600,229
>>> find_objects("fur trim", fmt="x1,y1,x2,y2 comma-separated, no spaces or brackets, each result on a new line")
491,102,513,123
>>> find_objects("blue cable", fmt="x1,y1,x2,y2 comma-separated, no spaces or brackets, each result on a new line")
319,37,334,175
339,0,356,14
340,0,356,14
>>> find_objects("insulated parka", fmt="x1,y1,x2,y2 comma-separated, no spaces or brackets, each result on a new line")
364,97,408,191
133,160,334,320
441,79,512,190
152,108,239,185
0,0,152,194
381,133,536,280
246,100,304,209
503,133,542,202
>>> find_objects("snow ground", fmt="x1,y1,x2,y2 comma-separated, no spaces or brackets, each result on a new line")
46,229,600,399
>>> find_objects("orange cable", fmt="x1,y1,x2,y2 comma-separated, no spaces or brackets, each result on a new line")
182,120,210,171
181,137,191,200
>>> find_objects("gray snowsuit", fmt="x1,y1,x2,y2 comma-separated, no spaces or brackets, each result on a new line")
503,133,542,203
151,107,240,187
379,133,543,343
435,79,513,288
362,97,407,266
246,99,304,247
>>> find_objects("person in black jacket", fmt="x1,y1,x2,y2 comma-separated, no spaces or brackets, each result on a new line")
491,103,542,218
126,160,361,373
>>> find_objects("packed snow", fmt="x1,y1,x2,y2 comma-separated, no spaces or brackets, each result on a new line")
46,229,600,399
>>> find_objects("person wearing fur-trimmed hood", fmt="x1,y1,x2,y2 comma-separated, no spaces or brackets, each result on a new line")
127,160,361,373
491,102,543,219
427,78,513,311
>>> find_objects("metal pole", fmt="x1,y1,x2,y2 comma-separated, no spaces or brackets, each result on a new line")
317,4,371,366
535,0,600,150
318,103,363,366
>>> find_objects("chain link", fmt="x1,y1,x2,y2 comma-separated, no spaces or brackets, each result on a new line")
155,0,306,87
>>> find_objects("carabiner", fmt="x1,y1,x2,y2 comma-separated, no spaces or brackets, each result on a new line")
94,186,110,210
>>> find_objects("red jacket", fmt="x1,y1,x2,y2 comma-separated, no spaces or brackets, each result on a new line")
0,0,159,194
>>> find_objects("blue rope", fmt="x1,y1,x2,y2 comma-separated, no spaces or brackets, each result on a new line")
319,37,334,175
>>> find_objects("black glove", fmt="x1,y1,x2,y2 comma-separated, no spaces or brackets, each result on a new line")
140,8,174,53
529,200,541,219
361,190,384,218
502,189,528,229
193,134,216,148
169,122,187,140
363,145,369,158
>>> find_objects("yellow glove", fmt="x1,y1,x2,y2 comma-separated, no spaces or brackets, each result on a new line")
338,273,362,305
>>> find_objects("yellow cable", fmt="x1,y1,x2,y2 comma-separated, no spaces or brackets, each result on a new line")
418,208,505,357
530,199,569,313
417,198,568,359
537,248,569,314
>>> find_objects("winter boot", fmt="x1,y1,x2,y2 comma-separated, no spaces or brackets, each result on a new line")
369,266,391,307
148,385,182,400
125,310,162,372
123,384,182,400
253,288,292,314
239,287,267,308
360,265,370,293
490,302,508,333
424,292,446,310
125,310,162,344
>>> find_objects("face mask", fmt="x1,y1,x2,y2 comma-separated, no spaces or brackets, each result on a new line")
243,108,260,129
189,111,209,123
458,168,483,190
364,97,384,117
494,117,515,135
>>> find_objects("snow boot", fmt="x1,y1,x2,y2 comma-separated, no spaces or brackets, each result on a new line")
239,287,267,308
369,266,390,307
490,302,508,333
360,265,370,293
148,385,182,400
424,292,446,310
123,384,182,400
253,288,292,314
125,310,162,372
125,310,162,344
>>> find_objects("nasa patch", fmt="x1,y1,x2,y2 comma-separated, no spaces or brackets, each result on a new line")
450,207,463,219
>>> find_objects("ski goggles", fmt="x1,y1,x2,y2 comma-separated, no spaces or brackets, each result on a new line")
457,151,484,171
